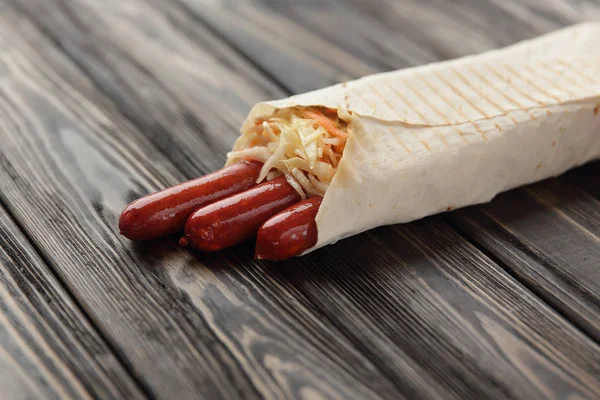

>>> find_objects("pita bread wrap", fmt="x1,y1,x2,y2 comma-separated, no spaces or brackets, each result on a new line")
227,23,600,254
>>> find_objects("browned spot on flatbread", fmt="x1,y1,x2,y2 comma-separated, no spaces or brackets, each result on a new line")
594,104,600,116
446,206,454,211
552,141,556,146
536,162,542,169
546,110,552,116
342,81,350,110
495,124,502,131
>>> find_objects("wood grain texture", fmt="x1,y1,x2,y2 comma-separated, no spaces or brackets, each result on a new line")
12,0,283,176
180,0,600,92
0,205,145,400
184,0,600,341
2,0,600,399
277,218,600,400
452,180,600,340
0,3,408,400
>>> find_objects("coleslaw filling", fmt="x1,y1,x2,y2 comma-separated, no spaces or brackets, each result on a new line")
227,106,351,198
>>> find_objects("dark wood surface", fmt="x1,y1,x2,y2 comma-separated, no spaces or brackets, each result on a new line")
0,0,599,399
0,205,144,400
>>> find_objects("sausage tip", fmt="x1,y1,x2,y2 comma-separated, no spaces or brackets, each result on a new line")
254,196,322,261
117,161,264,241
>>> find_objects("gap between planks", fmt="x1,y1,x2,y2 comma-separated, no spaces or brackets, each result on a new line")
164,0,297,95
0,194,155,399
445,215,600,346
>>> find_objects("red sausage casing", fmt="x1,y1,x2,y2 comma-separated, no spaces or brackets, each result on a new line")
255,196,322,261
119,161,262,240
181,177,301,252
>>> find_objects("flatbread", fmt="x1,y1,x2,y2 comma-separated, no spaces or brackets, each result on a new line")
229,23,600,253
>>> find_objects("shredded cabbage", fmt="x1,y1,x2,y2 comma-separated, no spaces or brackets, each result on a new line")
227,106,350,197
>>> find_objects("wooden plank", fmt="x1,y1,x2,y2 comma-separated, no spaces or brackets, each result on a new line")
452,180,600,340
173,0,387,94
0,205,145,400
4,0,600,399
180,0,600,339
0,3,408,400
178,0,600,92
278,218,600,400
10,0,283,176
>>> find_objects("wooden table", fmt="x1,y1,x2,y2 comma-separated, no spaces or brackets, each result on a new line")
1,0,599,399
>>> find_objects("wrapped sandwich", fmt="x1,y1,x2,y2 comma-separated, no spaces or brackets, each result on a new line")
119,23,600,260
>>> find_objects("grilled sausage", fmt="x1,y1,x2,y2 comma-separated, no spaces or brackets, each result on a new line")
119,161,262,240
180,177,301,251
254,196,322,260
